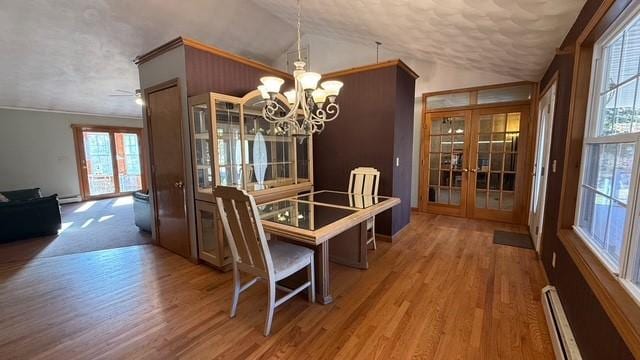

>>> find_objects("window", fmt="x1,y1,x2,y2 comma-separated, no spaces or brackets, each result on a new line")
576,6,640,288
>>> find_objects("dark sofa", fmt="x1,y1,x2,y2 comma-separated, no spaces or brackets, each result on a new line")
0,188,61,242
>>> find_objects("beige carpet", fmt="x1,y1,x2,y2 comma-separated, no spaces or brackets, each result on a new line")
0,196,151,264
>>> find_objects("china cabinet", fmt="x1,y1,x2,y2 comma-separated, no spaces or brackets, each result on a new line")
188,89,314,269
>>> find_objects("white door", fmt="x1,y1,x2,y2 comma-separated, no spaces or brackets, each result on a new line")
529,82,556,253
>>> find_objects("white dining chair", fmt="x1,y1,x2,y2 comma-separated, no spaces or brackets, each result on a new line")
213,186,315,336
348,167,380,249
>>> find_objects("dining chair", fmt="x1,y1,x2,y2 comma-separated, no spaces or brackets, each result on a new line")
213,186,315,336
348,167,380,249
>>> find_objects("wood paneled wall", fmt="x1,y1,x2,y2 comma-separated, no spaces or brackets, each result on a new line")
539,0,634,358
184,45,293,97
314,64,416,236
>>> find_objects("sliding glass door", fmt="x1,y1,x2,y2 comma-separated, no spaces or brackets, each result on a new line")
74,126,146,200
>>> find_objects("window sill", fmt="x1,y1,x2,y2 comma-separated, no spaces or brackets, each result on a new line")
557,228,640,357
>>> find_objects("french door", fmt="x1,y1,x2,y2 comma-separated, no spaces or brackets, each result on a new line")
73,126,146,200
420,105,530,223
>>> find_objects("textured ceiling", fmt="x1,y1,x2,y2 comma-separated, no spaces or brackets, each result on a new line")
0,0,296,118
0,0,585,118
252,0,586,80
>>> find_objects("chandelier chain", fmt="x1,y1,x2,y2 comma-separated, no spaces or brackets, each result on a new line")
297,0,302,61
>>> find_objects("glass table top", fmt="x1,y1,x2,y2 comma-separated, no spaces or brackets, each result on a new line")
258,199,356,231
295,191,381,209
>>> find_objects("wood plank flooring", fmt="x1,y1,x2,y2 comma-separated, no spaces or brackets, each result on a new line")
0,212,553,359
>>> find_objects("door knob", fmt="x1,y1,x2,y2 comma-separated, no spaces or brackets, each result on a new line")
463,168,469,173
470,169,477,173
175,181,184,189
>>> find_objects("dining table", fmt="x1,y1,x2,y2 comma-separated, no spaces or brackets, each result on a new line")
257,190,400,304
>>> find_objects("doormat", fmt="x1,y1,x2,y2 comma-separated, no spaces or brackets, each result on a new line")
493,230,534,250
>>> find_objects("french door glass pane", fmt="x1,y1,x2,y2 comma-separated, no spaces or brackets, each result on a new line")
427,115,465,206
115,133,142,192
83,132,115,196
476,112,521,211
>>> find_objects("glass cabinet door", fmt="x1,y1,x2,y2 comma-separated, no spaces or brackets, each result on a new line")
296,137,311,182
195,200,231,269
242,96,295,191
214,100,243,187
191,100,214,199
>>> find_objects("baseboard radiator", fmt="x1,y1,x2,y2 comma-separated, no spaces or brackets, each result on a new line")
542,286,582,360
58,194,82,204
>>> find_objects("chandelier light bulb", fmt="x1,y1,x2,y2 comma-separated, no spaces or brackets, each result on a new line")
257,85,270,100
312,88,327,104
260,76,285,93
298,72,321,90
284,89,296,104
321,80,343,97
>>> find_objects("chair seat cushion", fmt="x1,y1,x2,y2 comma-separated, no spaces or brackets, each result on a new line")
268,240,313,279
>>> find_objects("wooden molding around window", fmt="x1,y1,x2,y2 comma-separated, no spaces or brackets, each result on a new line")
556,0,640,357
422,81,536,113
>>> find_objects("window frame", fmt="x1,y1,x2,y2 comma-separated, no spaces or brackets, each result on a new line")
575,0,640,296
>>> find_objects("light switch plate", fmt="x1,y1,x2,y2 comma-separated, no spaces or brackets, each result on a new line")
552,252,556,268
396,157,399,167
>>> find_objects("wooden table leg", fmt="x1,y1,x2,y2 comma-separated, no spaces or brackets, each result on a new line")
271,235,333,305
316,241,333,304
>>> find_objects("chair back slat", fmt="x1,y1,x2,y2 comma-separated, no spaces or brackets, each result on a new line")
214,186,271,275
220,198,254,266
235,199,267,271
349,167,380,196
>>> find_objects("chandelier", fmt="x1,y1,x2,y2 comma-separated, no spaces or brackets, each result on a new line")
257,0,343,135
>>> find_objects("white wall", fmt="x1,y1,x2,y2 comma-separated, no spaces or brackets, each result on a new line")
273,34,522,207
0,107,142,197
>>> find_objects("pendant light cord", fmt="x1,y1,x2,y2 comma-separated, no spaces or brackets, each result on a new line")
297,0,302,61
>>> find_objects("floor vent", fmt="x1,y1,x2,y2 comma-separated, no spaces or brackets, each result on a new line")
542,285,582,360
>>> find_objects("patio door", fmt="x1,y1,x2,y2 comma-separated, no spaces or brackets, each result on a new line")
420,105,530,223
73,126,146,200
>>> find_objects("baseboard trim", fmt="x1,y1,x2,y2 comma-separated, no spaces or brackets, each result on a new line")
376,223,410,243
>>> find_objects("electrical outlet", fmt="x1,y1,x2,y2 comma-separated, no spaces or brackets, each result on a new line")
552,252,557,268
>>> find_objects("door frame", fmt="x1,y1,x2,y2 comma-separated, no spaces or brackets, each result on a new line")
418,109,472,216
529,73,558,253
72,124,147,201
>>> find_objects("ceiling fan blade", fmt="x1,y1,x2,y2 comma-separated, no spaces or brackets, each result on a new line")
108,94,134,97
112,89,134,94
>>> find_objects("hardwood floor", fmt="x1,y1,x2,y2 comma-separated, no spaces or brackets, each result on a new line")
0,212,553,359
